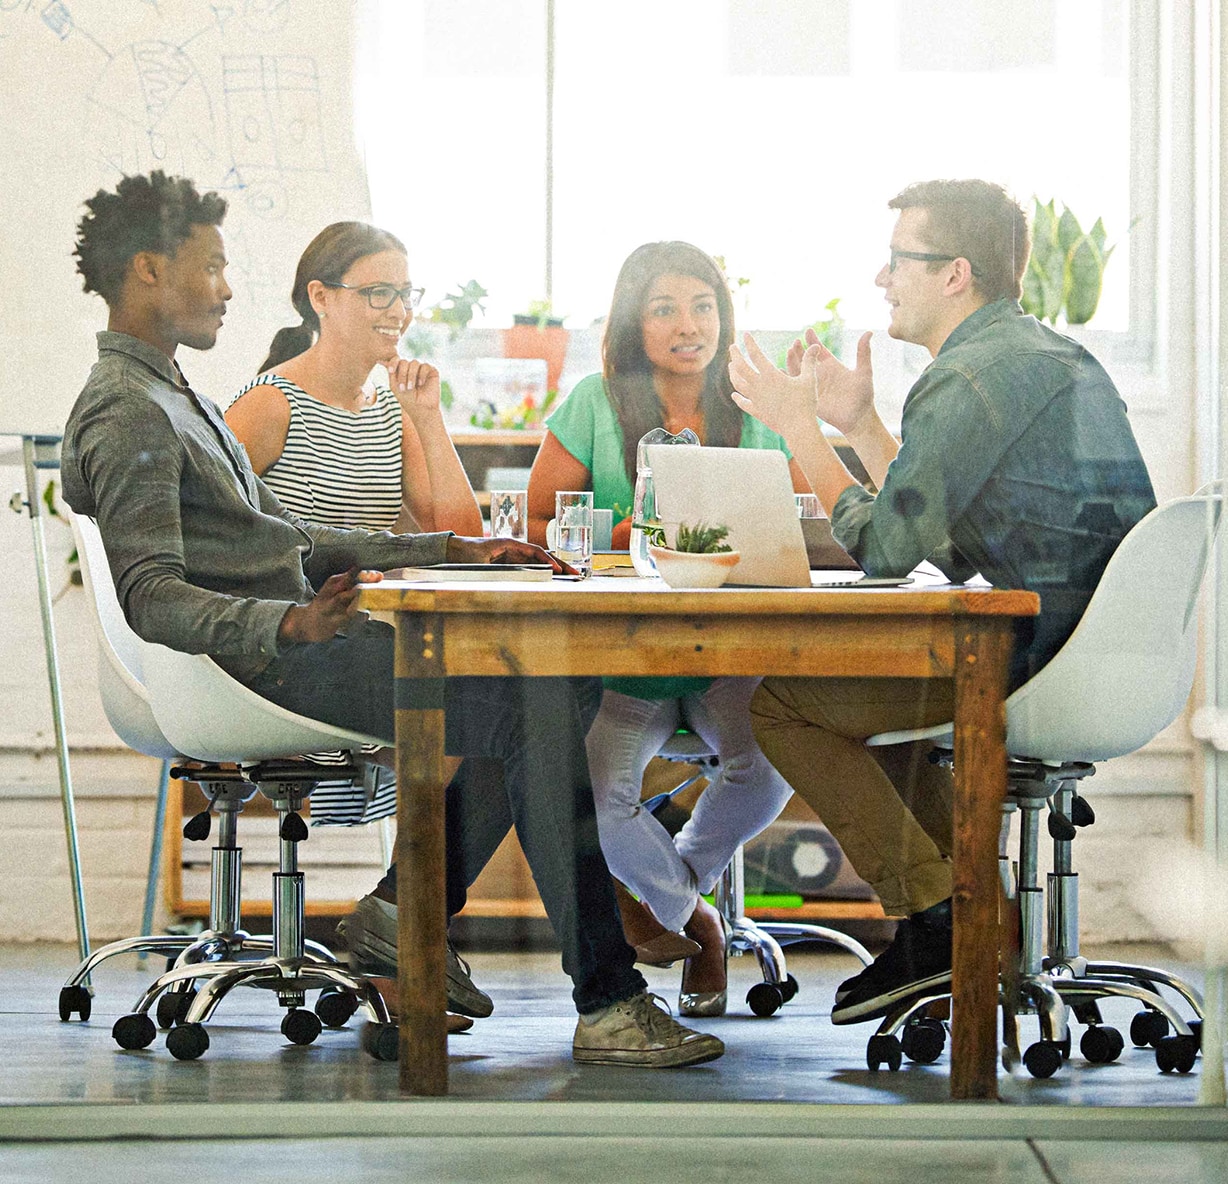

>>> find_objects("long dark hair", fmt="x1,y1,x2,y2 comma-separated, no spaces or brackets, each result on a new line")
259,221,407,371
601,241,740,484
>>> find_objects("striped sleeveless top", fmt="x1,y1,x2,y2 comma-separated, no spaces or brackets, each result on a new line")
227,373,403,826
229,373,404,530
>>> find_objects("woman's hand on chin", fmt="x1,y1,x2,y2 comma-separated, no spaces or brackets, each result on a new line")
386,358,443,418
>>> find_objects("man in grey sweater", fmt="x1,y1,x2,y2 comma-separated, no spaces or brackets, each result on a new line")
62,170,723,1069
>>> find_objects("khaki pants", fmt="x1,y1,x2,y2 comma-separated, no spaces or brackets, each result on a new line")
750,676,957,916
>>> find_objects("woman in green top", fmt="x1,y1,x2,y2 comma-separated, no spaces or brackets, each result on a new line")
528,241,806,1016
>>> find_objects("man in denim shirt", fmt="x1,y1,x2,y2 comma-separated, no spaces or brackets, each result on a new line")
729,179,1154,1023
61,171,724,1068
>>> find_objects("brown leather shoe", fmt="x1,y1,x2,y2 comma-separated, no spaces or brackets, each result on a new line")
614,880,702,966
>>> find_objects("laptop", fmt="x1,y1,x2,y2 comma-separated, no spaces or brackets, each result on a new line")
648,445,818,587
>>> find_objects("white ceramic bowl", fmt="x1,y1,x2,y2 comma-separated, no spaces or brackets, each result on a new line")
648,546,741,589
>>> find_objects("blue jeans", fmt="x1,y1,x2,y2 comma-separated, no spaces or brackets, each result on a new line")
246,615,645,1014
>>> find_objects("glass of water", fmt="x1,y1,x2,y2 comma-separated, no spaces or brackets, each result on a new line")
490,489,528,541
555,490,594,577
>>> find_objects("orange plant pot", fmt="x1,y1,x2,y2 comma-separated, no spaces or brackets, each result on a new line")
502,321,570,393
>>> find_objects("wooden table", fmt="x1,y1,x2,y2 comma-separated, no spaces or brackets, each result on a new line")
358,576,1039,1101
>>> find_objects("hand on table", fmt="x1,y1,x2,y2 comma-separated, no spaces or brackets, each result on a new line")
446,535,578,575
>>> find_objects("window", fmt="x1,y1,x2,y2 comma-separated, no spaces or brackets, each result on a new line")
360,0,1146,341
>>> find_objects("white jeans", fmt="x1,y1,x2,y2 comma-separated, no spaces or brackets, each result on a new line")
585,677,795,932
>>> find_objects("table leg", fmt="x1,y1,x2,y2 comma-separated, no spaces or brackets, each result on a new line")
950,617,1013,1101
394,614,448,1095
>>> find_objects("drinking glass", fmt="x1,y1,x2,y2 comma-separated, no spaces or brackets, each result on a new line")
490,489,528,541
555,491,594,577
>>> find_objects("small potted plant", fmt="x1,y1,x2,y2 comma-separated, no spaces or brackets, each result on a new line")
503,298,569,394
646,521,740,589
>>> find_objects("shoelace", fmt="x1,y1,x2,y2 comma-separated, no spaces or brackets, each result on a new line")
628,992,681,1039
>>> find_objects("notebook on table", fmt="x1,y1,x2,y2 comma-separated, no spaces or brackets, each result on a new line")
648,445,838,587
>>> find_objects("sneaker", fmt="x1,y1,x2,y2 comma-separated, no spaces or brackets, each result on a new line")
572,992,725,1068
831,900,952,1025
337,894,494,1018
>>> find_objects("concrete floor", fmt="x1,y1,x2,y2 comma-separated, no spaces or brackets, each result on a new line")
0,941,1224,1182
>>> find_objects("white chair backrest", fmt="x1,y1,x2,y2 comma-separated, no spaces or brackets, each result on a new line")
143,642,383,764
1004,489,1223,761
71,515,179,760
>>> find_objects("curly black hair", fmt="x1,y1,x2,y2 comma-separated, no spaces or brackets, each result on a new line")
74,171,228,305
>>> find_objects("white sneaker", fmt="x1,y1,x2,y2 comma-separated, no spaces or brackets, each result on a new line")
573,992,725,1067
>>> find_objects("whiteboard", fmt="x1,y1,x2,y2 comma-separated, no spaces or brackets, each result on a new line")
0,0,372,437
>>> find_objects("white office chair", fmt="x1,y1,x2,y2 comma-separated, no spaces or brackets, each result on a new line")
61,517,396,1060
650,731,873,1017
861,487,1223,1077
58,516,279,1024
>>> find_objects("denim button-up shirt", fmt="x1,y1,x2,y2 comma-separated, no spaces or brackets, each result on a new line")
62,332,451,683
831,299,1156,687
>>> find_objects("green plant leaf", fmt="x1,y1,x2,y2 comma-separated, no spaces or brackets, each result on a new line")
1023,200,1065,324
1064,233,1105,324
675,522,733,553
1056,206,1084,255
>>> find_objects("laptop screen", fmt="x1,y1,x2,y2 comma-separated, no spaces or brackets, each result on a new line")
647,445,812,587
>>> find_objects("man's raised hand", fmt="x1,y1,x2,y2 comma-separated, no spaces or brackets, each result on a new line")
807,329,877,437
727,331,818,440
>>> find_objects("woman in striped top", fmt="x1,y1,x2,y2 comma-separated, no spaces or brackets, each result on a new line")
226,221,481,538
225,222,482,828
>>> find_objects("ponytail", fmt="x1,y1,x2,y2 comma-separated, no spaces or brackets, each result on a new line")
259,321,314,372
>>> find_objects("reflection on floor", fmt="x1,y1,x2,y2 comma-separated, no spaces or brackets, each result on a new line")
1,942,1224,1184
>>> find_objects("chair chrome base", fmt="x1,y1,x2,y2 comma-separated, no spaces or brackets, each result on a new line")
65,761,397,1061
716,848,873,1017
860,757,1203,1079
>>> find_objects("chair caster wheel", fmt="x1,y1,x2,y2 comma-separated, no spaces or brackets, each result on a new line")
361,1021,399,1062
1023,1040,1064,1079
166,1022,210,1061
1080,1024,1124,1064
746,982,784,1017
901,1018,946,1064
282,1007,323,1046
112,1013,157,1050
867,1033,903,1072
315,989,359,1028
1130,1009,1170,1048
779,974,799,1003
156,987,197,1030
58,985,92,1022
1155,1035,1198,1074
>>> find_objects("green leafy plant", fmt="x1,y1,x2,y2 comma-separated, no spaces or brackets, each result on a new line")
515,298,565,329
776,296,845,367
673,522,733,553
1021,199,1115,326
712,254,751,301
428,279,488,338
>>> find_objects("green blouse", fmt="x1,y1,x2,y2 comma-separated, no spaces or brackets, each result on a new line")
547,373,792,700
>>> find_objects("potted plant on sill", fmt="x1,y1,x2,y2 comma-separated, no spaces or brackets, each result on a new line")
1021,199,1116,327
503,298,569,394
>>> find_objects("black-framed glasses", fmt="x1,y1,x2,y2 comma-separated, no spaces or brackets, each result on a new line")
320,281,425,310
888,248,979,276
